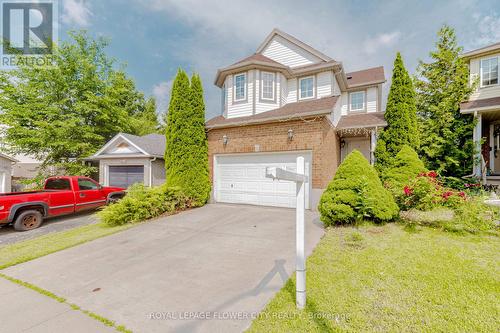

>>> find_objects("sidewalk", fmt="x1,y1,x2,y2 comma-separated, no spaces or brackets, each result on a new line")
0,278,114,333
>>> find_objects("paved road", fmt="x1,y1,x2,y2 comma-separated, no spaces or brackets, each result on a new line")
1,204,325,333
0,211,99,246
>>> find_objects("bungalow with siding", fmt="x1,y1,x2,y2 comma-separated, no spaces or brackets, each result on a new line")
87,133,166,188
205,28,387,210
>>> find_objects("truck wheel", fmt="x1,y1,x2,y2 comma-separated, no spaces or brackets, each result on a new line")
13,210,43,231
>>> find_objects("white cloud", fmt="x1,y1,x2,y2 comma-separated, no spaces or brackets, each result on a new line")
363,31,402,55
152,80,173,117
472,13,500,46
62,0,92,27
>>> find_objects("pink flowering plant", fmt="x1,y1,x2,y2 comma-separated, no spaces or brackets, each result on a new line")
398,171,467,211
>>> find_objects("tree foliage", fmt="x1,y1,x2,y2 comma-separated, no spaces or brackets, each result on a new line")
318,150,399,226
415,25,475,176
0,31,160,175
375,52,419,172
164,70,211,205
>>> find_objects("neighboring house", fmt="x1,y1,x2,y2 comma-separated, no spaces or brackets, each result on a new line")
11,154,42,179
0,152,17,193
206,29,387,209
87,133,166,188
460,42,500,183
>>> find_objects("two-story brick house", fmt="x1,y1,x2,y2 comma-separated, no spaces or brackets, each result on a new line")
460,42,500,183
206,29,387,209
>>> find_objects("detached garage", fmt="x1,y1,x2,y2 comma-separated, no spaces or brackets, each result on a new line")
87,133,166,188
214,152,311,209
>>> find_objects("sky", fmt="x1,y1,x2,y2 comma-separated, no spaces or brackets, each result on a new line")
58,0,500,120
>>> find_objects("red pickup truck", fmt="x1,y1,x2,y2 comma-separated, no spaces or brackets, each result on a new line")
0,176,125,231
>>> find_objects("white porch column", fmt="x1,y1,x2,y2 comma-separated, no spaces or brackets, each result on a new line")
370,128,377,165
473,112,482,177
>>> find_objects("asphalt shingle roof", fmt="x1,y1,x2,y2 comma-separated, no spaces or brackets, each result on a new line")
121,133,166,157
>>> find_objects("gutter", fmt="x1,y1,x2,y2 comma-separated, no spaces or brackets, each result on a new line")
149,157,157,187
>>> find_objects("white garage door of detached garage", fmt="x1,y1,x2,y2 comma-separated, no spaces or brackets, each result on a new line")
214,152,311,209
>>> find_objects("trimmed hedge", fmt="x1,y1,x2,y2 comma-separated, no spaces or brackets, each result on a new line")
382,145,427,193
98,184,190,226
318,150,399,226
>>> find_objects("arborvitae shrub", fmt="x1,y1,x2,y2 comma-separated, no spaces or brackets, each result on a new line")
382,145,427,193
318,150,399,226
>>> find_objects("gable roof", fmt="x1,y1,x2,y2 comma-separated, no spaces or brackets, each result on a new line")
91,133,165,158
231,53,283,66
346,67,386,88
461,42,500,59
0,152,18,162
256,28,333,62
206,96,338,129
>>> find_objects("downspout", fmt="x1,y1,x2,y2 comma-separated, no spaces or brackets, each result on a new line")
149,157,157,187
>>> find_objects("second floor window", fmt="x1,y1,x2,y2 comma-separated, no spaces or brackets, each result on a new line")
299,76,314,99
350,91,365,111
481,57,498,87
234,73,246,101
261,72,275,100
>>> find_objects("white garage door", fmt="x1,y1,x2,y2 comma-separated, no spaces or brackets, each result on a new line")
215,152,311,209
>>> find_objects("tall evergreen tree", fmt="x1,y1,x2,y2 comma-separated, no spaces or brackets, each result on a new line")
375,52,419,172
415,25,475,176
164,70,210,205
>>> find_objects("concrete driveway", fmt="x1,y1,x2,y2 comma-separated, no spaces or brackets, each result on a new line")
0,211,98,246
2,204,324,333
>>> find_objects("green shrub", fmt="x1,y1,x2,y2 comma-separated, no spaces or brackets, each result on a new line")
98,183,190,226
318,150,399,226
382,145,427,193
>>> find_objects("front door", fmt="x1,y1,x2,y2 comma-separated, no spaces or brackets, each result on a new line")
342,138,371,162
75,177,107,211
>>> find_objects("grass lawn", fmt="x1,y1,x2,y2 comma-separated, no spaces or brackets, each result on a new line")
248,223,500,332
0,222,137,270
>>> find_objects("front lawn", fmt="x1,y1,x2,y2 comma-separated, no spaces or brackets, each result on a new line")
248,223,499,332
0,222,136,270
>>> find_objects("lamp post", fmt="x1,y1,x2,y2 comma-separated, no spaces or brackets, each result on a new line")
266,156,307,309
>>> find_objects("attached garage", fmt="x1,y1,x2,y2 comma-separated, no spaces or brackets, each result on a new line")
108,165,144,188
214,152,311,209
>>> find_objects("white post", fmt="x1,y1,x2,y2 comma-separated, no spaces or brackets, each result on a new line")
296,156,306,309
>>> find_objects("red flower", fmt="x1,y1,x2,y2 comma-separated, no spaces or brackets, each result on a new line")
442,191,453,199
427,171,438,178
458,191,466,198
404,186,413,196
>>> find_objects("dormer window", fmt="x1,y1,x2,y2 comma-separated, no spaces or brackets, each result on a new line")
234,73,247,101
299,76,314,100
481,57,498,87
349,91,366,111
261,72,275,100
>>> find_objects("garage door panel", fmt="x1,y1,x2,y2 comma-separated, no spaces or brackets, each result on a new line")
216,153,311,209
109,165,144,188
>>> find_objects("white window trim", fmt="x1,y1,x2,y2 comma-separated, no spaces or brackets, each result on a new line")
261,71,275,101
299,76,315,100
233,73,247,102
349,91,366,112
480,56,499,88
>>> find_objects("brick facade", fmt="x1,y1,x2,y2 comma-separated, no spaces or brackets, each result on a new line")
207,116,340,189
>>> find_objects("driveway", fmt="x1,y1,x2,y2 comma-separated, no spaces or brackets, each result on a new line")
2,204,324,333
0,211,98,246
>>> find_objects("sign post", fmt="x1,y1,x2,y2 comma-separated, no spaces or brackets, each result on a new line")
266,156,307,309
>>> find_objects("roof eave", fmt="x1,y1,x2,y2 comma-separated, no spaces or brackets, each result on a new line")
347,79,387,89
214,61,291,87
206,109,332,130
